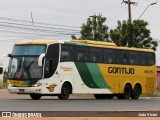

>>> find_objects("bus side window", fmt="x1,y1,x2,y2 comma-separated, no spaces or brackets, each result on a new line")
148,53,155,66
129,51,140,65
129,59,134,64
117,50,128,64
76,46,89,62
61,45,75,62
104,49,116,64
61,51,70,62
90,48,103,63
141,52,148,66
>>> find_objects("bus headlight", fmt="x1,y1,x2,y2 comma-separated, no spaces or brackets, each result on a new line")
32,83,42,87
8,84,14,87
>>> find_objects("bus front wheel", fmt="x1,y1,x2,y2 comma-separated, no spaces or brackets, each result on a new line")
58,83,71,100
30,94,41,100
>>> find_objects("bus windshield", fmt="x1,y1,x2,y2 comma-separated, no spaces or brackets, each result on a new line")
8,57,42,80
7,45,46,80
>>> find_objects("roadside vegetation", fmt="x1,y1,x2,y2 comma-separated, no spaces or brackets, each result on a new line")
0,70,8,88
71,14,158,51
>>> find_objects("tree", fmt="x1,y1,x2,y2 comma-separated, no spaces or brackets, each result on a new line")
110,19,158,51
71,14,110,41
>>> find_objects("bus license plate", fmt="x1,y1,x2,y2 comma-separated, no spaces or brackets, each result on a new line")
19,89,25,92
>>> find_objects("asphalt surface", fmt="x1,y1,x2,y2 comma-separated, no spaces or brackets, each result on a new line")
0,89,160,111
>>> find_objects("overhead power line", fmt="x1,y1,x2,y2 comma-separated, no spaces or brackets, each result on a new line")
0,21,80,33
0,15,81,42
0,16,80,29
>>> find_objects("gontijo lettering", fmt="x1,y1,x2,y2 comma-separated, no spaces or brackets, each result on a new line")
108,67,135,74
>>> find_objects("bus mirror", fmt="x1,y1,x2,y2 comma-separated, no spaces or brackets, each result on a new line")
38,53,45,66
0,66,3,74
2,54,11,57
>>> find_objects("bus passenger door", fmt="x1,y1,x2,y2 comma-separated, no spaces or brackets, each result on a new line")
43,43,60,93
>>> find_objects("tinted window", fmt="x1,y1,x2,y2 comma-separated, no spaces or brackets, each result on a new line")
104,49,116,64
61,45,75,62
141,52,148,66
76,46,89,62
148,52,155,66
12,45,46,55
117,50,128,64
129,51,140,65
60,44,155,66
90,48,103,63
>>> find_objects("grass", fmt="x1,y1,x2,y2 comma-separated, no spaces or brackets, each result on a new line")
0,79,8,89
152,89,160,97
2,83,8,88
0,80,2,89
140,89,160,97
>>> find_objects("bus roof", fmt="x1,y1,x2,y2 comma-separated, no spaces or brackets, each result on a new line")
15,40,59,45
69,40,154,52
15,39,154,52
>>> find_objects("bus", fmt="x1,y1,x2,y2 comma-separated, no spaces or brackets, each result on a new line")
5,40,156,100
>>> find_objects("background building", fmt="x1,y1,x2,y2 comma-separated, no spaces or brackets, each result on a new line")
157,66,160,89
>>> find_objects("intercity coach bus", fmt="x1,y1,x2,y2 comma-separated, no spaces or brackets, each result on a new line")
5,40,156,100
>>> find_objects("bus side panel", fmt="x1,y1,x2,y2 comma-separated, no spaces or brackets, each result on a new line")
58,62,112,94
98,64,156,94
74,62,112,93
42,62,112,94
45,62,156,95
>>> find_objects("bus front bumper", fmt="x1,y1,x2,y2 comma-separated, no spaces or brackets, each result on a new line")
8,86,43,94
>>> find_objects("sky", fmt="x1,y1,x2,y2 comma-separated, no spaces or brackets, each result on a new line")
0,0,160,65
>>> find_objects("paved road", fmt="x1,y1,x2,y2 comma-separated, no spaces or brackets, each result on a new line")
0,89,160,111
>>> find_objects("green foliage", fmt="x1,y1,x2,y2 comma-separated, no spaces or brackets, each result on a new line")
72,15,110,41
3,70,8,88
110,19,158,51
72,15,158,51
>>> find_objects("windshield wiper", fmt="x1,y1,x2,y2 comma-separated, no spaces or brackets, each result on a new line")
22,58,35,79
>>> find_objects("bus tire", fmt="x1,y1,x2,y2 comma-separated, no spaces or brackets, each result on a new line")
30,94,41,100
58,83,71,100
106,94,114,99
117,94,124,99
117,84,132,99
131,84,141,99
94,94,107,99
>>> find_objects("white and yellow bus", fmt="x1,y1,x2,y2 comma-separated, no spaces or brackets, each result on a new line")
6,40,156,100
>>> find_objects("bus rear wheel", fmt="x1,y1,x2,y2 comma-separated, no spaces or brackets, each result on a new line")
131,84,141,99
58,83,71,100
117,84,132,99
94,94,107,99
30,94,41,100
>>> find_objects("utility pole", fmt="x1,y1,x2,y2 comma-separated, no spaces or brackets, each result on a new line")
89,14,98,40
122,0,137,20
31,12,34,26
